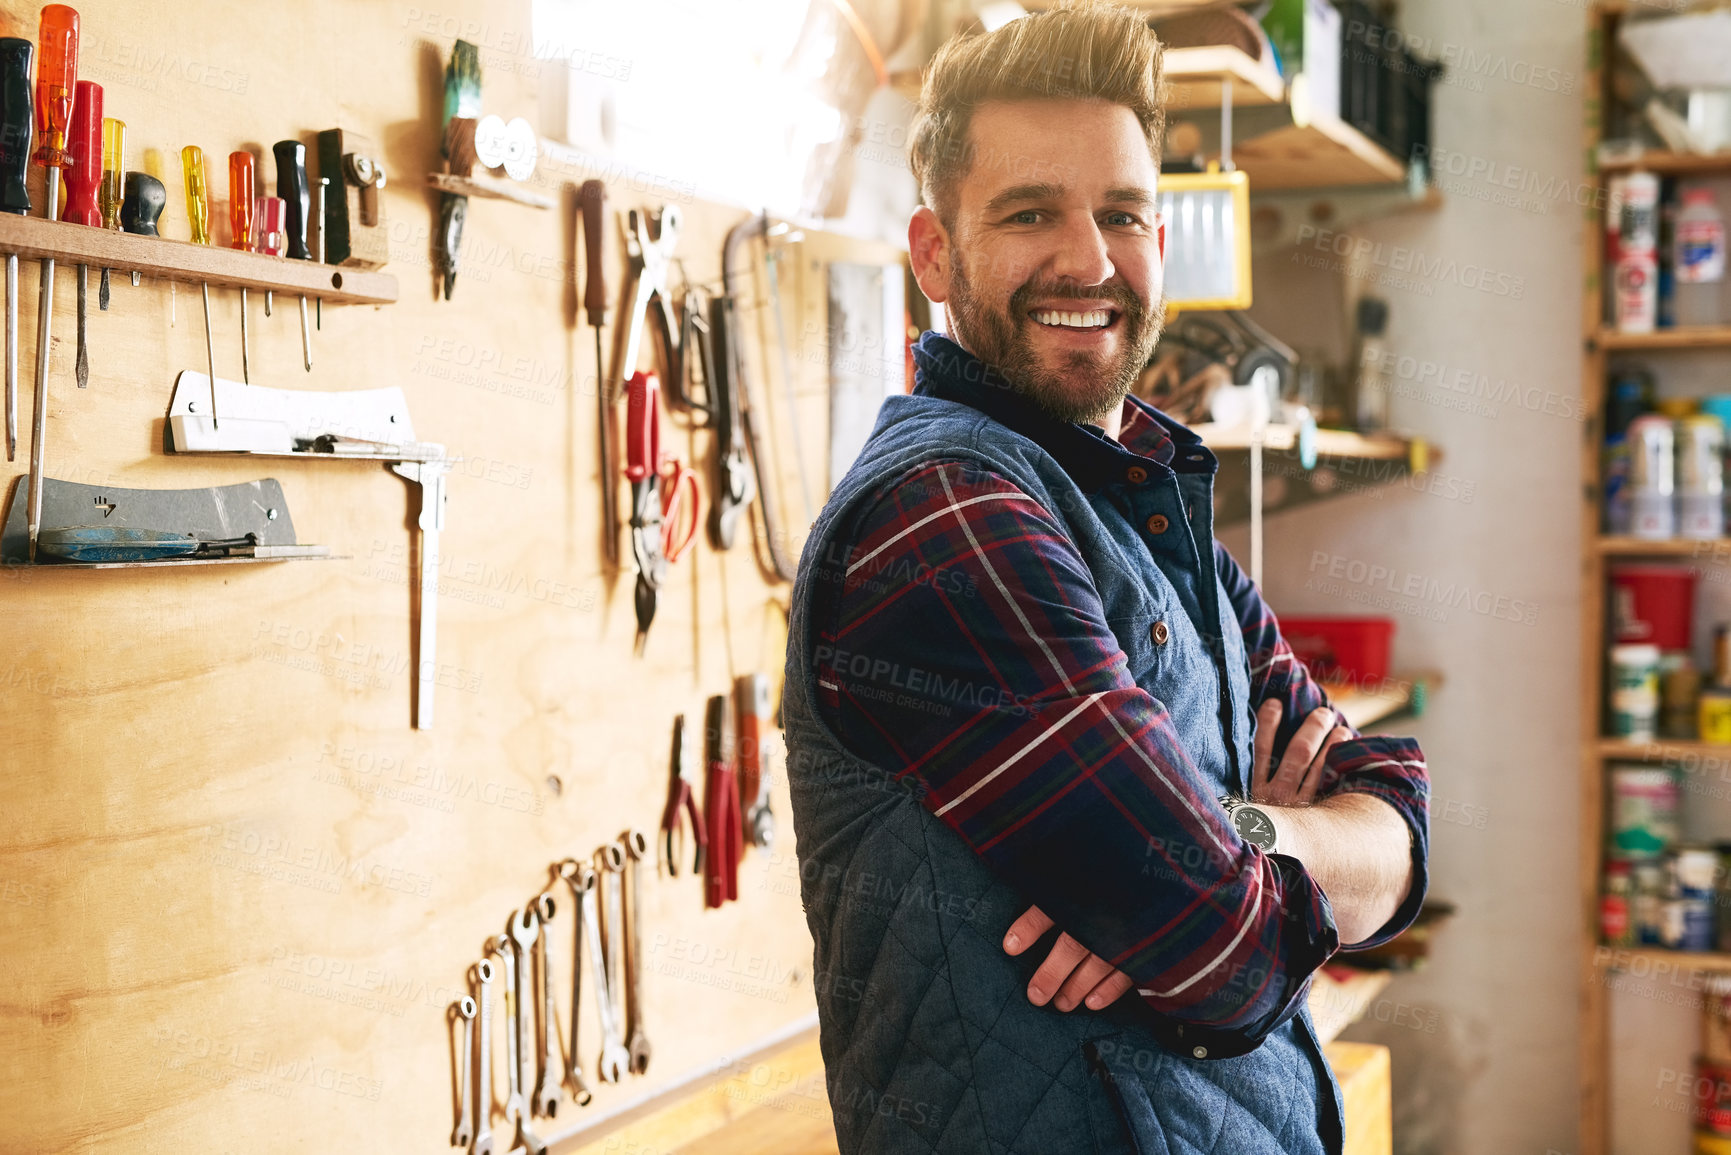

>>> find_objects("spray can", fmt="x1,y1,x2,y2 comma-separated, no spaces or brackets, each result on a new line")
1615,172,1661,333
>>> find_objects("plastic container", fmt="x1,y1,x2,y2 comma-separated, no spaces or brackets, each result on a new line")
1682,414,1728,538
1278,616,1395,683
1615,171,1661,333
1629,415,1677,538
1609,763,1678,856
1611,564,1698,649
1676,187,1727,328
1611,644,1664,741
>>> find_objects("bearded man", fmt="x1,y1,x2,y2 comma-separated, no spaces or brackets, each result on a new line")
781,5,1431,1152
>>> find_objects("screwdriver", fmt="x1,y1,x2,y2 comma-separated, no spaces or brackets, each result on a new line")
253,194,283,315
272,139,312,371
181,145,218,427
227,151,254,383
64,79,100,390
580,179,613,562
0,37,31,464
97,115,122,306
25,4,78,564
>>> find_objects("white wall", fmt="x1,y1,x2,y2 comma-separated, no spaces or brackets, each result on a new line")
1220,3,1590,1152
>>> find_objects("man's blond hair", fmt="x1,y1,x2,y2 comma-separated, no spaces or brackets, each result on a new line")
908,2,1165,226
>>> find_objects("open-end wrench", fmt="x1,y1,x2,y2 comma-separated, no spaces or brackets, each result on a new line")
502,915,548,1155
532,892,562,1119
622,829,652,1075
583,849,629,1083
495,930,527,1127
453,996,476,1149
475,955,497,1155
598,843,627,1035
557,859,597,1105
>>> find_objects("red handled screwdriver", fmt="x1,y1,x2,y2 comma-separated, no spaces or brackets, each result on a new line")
64,78,100,390
228,151,254,383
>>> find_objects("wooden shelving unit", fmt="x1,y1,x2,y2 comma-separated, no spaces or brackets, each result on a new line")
1579,8,1731,1152
1331,670,1440,732
0,214,397,304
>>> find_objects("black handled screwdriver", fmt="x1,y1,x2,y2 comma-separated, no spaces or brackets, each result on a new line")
273,139,312,371
0,37,31,462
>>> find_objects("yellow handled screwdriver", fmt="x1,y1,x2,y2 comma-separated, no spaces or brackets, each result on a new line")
97,115,123,307
181,145,219,427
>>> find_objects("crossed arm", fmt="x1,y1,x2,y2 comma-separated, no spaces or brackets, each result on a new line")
817,460,1429,1039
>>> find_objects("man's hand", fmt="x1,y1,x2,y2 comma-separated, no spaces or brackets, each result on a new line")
1003,905,1136,1012
1250,700,1351,806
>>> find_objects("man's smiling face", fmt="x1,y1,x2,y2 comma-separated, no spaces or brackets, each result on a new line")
910,98,1166,426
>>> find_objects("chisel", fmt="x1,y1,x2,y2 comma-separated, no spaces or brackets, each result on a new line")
227,151,254,383
272,139,312,371
64,79,100,390
97,115,122,307
180,145,219,427
25,4,78,564
0,37,32,463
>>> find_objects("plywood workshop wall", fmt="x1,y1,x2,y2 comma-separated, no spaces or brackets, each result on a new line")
0,1,903,1149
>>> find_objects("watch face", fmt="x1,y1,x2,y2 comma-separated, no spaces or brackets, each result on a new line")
1232,805,1277,850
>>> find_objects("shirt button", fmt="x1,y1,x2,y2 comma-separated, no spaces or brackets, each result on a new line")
1126,466,1148,484
1145,513,1169,535
1192,1046,1208,1059
1151,620,1170,646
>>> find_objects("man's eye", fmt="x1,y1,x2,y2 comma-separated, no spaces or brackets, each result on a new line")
1105,211,1138,227
1010,210,1041,225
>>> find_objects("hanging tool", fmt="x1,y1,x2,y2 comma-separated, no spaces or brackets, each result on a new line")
621,829,651,1075
435,40,480,299
181,145,219,429
254,194,284,315
763,223,814,522
579,178,614,562
555,858,596,1107
608,206,681,403
64,79,99,391
706,289,755,549
660,713,707,878
227,151,254,384
736,672,776,849
625,371,700,656
391,458,450,730
703,693,741,909
97,115,119,308
677,283,717,421
25,4,78,564
720,214,796,582
0,36,31,464
314,175,327,330
272,139,313,370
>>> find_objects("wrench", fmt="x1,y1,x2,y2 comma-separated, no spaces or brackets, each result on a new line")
494,932,527,1127
557,859,597,1105
475,955,497,1155
532,893,562,1119
622,830,652,1075
502,916,548,1155
454,996,477,1149
584,847,630,1082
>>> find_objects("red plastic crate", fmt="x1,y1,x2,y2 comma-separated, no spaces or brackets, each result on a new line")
1279,616,1396,684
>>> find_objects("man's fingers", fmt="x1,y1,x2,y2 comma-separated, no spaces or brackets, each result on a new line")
1266,707,1336,803
1054,952,1118,1012
1084,969,1137,1011
1003,905,1054,956
1298,726,1353,805
1027,932,1090,1007
1252,699,1282,786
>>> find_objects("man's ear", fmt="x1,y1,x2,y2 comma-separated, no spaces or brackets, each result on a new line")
1157,216,1166,264
908,206,953,304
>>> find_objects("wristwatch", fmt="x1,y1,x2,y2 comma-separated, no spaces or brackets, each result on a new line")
1220,796,1279,853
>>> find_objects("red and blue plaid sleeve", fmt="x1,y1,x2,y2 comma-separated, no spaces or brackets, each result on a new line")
1214,543,1431,950
815,460,1338,1040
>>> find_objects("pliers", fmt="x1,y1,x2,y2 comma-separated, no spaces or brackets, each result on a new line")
660,713,707,878
704,692,742,910
625,370,700,656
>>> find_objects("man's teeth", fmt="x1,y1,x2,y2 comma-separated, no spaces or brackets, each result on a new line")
1031,309,1110,329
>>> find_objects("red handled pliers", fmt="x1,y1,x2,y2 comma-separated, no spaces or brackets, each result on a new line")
661,713,707,878
704,692,742,909
626,370,701,656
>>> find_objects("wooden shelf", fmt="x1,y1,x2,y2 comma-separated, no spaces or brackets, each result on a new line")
1232,115,1408,190
1331,670,1439,731
1596,535,1731,558
1595,738,1731,761
0,214,397,305
1596,326,1731,350
1195,423,1417,460
1593,945,1731,973
18,551,334,570
1164,44,1285,111
1598,150,1731,177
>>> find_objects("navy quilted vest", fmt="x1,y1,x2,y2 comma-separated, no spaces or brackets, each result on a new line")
784,342,1347,1155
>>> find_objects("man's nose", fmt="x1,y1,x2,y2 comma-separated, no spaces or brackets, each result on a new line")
1050,214,1115,286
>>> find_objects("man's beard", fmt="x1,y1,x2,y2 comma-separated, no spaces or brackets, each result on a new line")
946,254,1164,427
